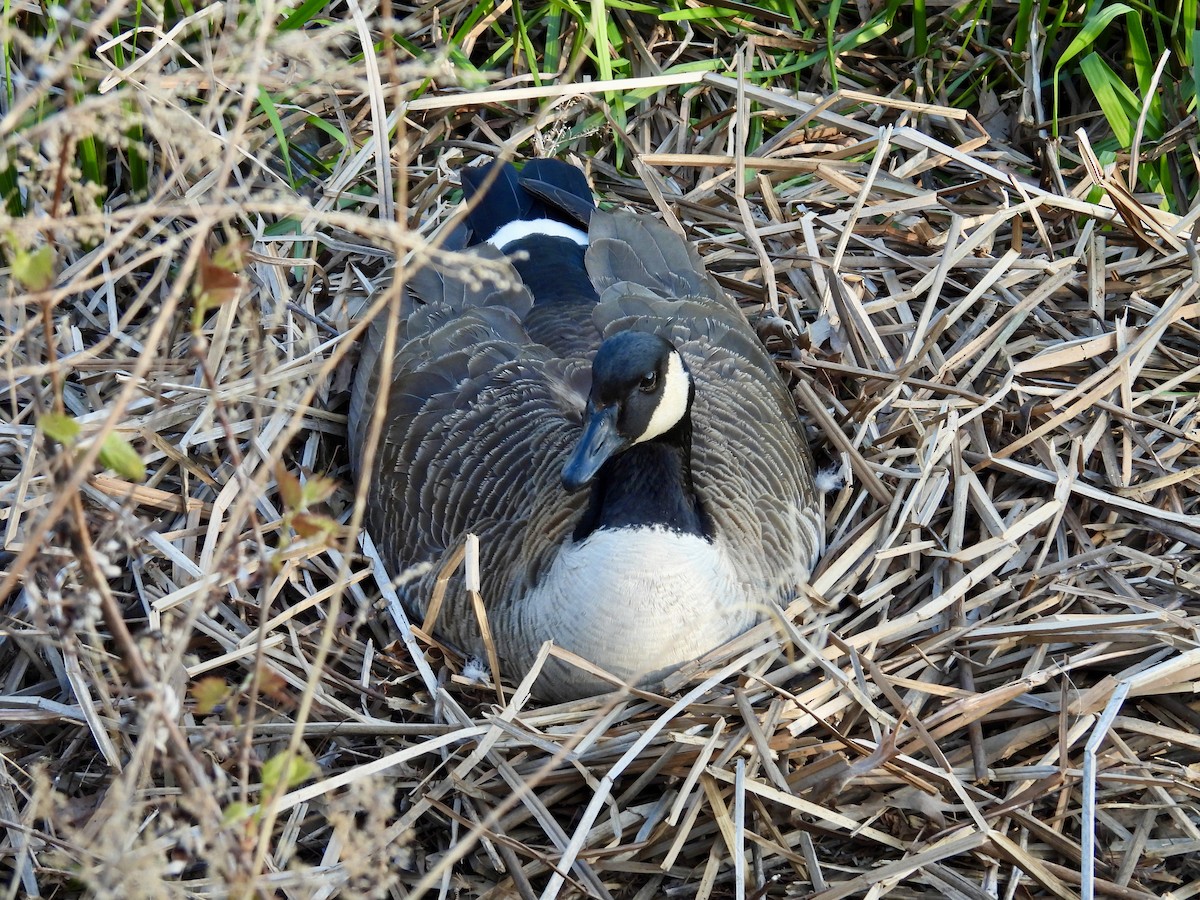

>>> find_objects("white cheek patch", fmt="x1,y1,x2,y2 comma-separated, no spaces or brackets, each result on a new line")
487,218,589,250
634,350,690,445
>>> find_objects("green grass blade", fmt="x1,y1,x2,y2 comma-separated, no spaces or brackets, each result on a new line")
1044,0,1073,50
0,165,23,216
1012,0,1034,56
1052,2,1135,135
564,59,724,145
1057,3,1135,71
1183,1,1197,65
826,0,843,91
589,0,613,83
1155,154,1175,212
511,0,542,85
278,0,330,31
543,8,564,73
455,1,491,42
1124,8,1153,97
912,0,928,58
658,4,769,21
607,0,658,11
1191,29,1200,96
125,118,148,194
1080,51,1138,146
484,36,519,70
1060,2,1132,66
76,134,103,198
304,115,348,151
836,0,900,53
257,88,294,186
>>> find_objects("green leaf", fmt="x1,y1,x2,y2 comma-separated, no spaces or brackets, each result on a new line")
191,676,230,715
12,245,55,292
98,431,147,482
221,801,253,827
261,750,317,797
276,464,303,511
300,473,338,507
40,412,80,445
193,245,243,317
211,239,246,273
292,512,338,540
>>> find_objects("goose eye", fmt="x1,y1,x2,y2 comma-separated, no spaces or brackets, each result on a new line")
639,371,658,393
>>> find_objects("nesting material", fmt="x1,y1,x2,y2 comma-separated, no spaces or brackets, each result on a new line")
1,19,1198,900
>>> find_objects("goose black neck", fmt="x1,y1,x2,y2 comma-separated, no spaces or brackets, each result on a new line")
572,415,712,541
506,236,598,305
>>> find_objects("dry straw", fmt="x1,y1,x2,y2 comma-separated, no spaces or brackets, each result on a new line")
1,4,1198,898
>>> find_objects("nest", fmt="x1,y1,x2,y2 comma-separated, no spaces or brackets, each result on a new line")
2,4,1199,898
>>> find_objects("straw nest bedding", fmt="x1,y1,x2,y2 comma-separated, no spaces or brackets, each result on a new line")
2,10,1200,900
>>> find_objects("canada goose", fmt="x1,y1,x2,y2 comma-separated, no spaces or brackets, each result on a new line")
349,160,822,701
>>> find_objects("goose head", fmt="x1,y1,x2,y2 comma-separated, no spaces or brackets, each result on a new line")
562,331,693,491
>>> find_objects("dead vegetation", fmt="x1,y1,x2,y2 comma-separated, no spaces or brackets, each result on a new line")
2,2,1199,897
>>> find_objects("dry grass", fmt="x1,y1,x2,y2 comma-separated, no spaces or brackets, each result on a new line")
2,2,1199,898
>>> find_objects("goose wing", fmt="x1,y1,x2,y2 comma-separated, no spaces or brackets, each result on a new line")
586,211,822,597
349,251,590,660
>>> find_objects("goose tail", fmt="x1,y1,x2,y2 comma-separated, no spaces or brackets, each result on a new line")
461,160,594,246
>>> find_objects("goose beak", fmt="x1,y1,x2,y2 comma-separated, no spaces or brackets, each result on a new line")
562,404,624,490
